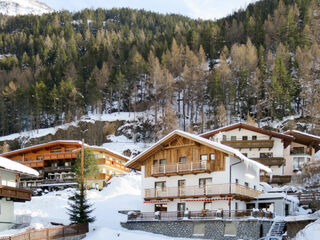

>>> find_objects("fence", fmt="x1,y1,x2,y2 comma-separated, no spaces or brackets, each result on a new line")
0,223,88,240
127,210,273,222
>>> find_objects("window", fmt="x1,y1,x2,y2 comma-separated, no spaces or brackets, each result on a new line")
155,204,167,212
199,178,212,187
179,157,186,163
155,181,166,190
242,136,248,140
292,147,305,154
209,153,215,161
153,160,158,165
252,136,257,140
242,153,248,157
159,159,166,165
37,156,43,160
200,154,208,161
254,185,256,190
65,162,71,166
260,152,273,158
223,135,227,141
293,157,310,170
50,148,62,153
204,202,212,210
244,182,249,187
231,136,236,141
235,202,238,210
235,179,239,184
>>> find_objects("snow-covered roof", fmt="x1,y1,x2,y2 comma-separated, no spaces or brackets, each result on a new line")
200,122,294,142
256,192,299,203
285,130,320,151
0,156,39,176
126,130,272,173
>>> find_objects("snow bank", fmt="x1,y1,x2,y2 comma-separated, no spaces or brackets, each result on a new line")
10,173,201,240
0,156,38,176
295,218,320,240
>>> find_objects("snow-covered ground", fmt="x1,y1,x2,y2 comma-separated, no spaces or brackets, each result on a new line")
1,174,199,240
294,216,320,240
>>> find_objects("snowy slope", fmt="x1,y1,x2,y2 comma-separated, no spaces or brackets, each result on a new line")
0,0,53,16
5,174,199,240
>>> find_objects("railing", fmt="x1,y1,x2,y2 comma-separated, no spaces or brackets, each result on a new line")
20,160,45,168
288,192,320,202
144,183,261,200
97,158,130,172
220,140,274,149
41,152,77,161
127,210,273,222
260,175,292,184
43,166,72,172
0,185,32,201
42,178,76,184
151,161,210,176
0,223,88,240
251,157,285,166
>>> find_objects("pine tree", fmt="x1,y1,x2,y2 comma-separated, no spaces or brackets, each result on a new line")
67,182,95,224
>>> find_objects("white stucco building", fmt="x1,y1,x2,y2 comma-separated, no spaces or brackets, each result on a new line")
0,156,38,231
126,130,271,218
200,123,294,185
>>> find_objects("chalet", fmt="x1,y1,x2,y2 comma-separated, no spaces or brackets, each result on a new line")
0,156,38,231
0,141,129,190
125,130,271,218
200,123,294,185
283,130,320,174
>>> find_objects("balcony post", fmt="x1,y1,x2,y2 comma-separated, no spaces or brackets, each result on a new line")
177,163,179,172
191,162,193,172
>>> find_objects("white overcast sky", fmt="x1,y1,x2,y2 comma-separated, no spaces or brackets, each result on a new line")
42,0,258,20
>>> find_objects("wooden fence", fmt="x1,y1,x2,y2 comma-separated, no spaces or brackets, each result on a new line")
0,223,88,240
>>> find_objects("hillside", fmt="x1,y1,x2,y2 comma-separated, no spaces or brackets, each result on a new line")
0,0,319,139
0,0,53,16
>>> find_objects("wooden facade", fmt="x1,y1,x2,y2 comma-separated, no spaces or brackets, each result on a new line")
143,136,226,178
1,141,129,189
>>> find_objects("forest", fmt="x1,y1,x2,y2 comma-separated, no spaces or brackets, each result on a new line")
0,0,319,137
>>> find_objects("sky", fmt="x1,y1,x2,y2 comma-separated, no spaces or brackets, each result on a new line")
41,0,258,20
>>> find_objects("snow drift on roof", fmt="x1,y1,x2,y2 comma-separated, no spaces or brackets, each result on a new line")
0,156,39,176
126,130,272,173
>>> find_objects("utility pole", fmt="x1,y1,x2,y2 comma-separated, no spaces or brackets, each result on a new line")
81,139,84,185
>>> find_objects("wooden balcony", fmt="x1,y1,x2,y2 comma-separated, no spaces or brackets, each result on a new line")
41,152,77,161
20,160,45,168
260,175,292,184
220,140,274,149
144,183,261,201
0,185,32,202
151,161,210,177
44,166,72,172
97,158,130,172
251,157,285,166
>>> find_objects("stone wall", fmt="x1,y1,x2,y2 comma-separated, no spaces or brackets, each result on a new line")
121,219,273,240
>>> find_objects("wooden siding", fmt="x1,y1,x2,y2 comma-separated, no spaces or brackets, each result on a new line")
144,136,226,177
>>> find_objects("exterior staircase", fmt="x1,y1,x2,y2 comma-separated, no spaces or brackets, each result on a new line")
268,220,286,237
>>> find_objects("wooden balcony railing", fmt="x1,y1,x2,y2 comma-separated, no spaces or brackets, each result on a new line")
144,183,261,200
221,140,274,149
97,158,130,172
41,152,77,161
0,185,32,201
19,160,45,168
151,161,210,177
43,166,72,172
127,209,273,222
251,157,285,166
260,175,292,184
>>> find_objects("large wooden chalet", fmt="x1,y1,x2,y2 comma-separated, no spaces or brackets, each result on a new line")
1,140,130,190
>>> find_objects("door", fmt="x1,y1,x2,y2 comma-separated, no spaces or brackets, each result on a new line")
178,180,186,196
177,203,186,218
199,178,212,195
155,182,166,197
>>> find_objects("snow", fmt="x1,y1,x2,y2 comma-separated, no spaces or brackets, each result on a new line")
257,192,299,204
127,130,272,173
0,156,38,176
4,174,201,240
295,218,320,240
0,0,53,16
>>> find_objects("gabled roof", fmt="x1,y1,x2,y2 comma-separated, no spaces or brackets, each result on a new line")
0,156,39,176
284,130,320,152
1,140,129,162
1,140,82,158
126,130,272,173
200,123,294,148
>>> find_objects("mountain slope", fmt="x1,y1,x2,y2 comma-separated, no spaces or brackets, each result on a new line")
0,0,53,16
